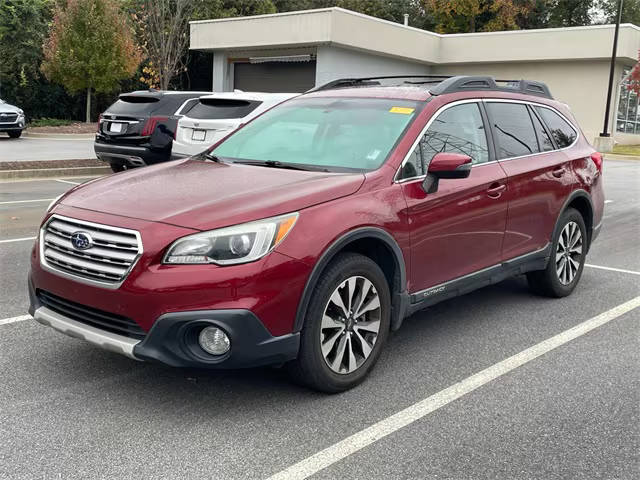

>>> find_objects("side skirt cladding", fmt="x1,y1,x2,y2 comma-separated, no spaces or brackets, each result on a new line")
407,244,551,315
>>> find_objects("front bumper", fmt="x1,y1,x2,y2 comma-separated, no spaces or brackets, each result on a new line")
29,281,300,368
0,121,25,131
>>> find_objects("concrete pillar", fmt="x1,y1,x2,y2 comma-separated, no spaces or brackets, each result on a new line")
212,52,230,92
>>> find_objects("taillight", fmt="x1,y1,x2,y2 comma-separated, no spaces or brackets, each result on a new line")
591,152,603,173
141,116,168,136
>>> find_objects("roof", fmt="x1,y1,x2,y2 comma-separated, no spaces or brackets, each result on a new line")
197,92,299,101
190,7,640,65
304,86,433,101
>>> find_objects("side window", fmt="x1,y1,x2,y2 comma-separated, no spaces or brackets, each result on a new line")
529,107,554,152
399,146,425,179
487,103,540,159
536,107,577,148
420,103,489,166
177,99,198,116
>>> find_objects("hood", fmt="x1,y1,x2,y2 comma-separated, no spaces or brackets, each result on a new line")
0,102,21,113
61,159,365,230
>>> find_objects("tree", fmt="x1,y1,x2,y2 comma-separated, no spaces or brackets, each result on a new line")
630,51,640,95
0,0,52,102
547,0,594,27
424,0,533,33
41,0,141,122
598,0,640,26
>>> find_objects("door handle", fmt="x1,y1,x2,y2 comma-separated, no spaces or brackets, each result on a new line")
487,183,506,198
552,167,566,178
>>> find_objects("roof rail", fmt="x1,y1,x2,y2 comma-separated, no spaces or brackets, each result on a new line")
308,75,453,92
429,76,553,99
308,74,553,99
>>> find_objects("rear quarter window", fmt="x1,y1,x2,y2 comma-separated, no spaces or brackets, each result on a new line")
186,99,263,120
536,107,578,148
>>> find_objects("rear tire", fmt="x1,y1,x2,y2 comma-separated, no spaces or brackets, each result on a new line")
288,253,391,393
527,208,586,298
7,130,22,138
109,162,126,173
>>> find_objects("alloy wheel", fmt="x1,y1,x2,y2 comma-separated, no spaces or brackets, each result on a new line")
555,221,583,285
320,275,381,374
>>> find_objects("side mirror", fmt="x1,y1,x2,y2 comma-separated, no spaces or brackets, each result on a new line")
422,152,472,193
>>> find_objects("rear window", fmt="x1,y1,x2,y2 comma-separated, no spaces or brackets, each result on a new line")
186,99,262,120
107,96,160,115
536,107,577,148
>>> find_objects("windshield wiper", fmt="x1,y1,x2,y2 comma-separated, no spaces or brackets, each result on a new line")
202,151,223,163
235,160,329,172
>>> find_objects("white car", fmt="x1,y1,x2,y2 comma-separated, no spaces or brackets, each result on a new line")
0,98,26,138
172,91,298,158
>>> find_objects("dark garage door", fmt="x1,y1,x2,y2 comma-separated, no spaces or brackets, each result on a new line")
233,61,316,93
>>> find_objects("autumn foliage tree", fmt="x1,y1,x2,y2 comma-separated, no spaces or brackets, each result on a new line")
41,0,141,122
630,51,640,96
425,0,533,33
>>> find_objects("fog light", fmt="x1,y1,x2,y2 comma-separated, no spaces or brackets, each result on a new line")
198,326,231,355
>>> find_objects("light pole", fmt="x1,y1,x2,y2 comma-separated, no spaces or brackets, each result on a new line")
600,0,624,139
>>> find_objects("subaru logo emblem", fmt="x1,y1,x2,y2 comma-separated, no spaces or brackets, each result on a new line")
70,231,93,250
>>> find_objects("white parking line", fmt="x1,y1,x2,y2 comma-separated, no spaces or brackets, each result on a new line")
54,179,80,185
0,198,54,205
0,236,36,244
586,264,640,276
0,314,32,326
604,200,614,204
267,295,640,480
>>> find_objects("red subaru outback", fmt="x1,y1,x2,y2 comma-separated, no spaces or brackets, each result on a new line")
29,76,604,392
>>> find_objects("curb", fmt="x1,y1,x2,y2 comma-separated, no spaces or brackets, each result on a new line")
0,166,110,181
23,132,95,139
605,153,640,161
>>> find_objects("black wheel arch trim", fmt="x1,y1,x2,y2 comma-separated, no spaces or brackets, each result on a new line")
556,189,595,252
292,227,408,333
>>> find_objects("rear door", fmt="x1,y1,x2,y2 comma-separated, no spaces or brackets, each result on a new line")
485,100,574,260
400,101,509,293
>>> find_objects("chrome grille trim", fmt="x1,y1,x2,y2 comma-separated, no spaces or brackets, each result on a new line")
40,214,143,290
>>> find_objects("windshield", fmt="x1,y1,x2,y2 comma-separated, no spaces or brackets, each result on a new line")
211,97,420,171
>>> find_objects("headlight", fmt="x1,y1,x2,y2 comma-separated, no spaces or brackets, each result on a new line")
163,212,298,265
18,109,24,115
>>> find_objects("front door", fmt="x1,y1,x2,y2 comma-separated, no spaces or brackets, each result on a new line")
399,101,509,294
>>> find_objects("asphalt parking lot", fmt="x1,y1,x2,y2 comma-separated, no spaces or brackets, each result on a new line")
0,160,638,479
0,135,96,162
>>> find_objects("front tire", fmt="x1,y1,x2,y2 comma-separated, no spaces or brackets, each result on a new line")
527,207,587,297
288,253,391,393
7,130,22,138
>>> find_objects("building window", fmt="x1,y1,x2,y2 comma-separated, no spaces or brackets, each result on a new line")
617,68,640,135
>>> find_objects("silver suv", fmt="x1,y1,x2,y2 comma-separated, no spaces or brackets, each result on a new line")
0,99,26,138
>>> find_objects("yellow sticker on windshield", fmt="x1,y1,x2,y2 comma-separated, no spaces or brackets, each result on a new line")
389,107,415,114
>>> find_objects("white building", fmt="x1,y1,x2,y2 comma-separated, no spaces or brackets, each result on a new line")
190,7,640,144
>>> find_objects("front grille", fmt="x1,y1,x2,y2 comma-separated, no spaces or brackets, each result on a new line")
0,112,18,122
37,290,146,339
41,215,142,287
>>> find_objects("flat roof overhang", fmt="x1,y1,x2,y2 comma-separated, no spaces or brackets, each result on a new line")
190,7,640,65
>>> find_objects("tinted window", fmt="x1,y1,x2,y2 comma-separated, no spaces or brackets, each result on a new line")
488,103,539,159
177,98,199,116
187,99,262,120
536,107,577,148
530,107,554,151
213,97,419,171
421,103,489,166
107,97,160,115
